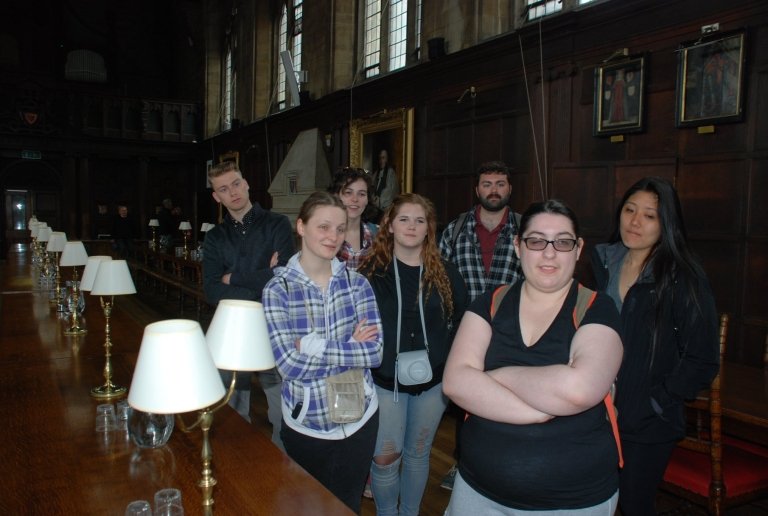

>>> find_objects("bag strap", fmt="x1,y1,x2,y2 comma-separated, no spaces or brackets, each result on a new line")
573,283,624,469
450,212,469,251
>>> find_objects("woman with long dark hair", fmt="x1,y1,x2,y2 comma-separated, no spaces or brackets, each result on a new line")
592,177,719,515
328,167,378,270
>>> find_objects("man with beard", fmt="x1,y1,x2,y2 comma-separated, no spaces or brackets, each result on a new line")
437,160,524,489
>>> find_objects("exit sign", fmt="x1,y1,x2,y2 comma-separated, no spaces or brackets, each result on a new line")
21,150,41,160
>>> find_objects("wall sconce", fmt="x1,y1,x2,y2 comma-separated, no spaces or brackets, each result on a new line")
89,259,136,399
59,241,89,336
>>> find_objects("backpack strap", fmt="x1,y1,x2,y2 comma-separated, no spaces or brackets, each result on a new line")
450,212,469,251
573,283,624,469
490,284,512,320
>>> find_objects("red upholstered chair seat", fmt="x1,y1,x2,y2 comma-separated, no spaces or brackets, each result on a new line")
663,437,768,498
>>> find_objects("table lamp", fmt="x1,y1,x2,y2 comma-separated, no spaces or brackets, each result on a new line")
148,218,160,251
46,231,67,308
80,256,112,292
35,225,51,281
179,221,192,258
128,319,227,516
59,241,90,336
29,222,42,267
89,259,136,399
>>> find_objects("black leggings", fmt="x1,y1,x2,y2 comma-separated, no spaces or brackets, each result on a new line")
618,439,677,516
281,412,378,513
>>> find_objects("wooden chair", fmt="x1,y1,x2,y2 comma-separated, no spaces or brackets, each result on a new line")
661,314,768,515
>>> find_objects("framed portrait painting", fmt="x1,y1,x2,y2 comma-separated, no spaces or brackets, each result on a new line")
593,56,645,136
676,32,745,127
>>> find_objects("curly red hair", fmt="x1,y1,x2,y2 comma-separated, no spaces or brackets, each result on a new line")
359,193,454,318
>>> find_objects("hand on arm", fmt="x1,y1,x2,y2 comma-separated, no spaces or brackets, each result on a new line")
489,324,622,416
443,312,554,424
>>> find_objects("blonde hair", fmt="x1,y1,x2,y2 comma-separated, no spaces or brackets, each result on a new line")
208,160,240,181
360,193,454,318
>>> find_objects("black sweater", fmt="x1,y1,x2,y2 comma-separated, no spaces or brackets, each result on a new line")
592,242,719,443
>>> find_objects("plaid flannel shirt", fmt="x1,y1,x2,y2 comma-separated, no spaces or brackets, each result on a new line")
263,254,383,436
336,222,377,270
439,207,523,301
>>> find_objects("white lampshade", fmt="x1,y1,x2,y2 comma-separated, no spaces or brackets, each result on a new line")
128,319,226,414
90,260,136,296
148,219,160,227
59,241,89,267
206,300,276,371
80,256,112,291
37,226,52,242
200,223,210,232
178,221,192,231
46,231,67,253
28,215,38,226
30,222,42,238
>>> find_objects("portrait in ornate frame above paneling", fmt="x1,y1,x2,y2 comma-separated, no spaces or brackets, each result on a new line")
676,31,746,127
593,55,646,136
349,108,414,194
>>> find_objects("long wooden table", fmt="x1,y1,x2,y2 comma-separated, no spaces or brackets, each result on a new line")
0,249,352,515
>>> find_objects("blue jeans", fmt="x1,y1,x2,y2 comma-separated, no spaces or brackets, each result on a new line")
370,383,448,516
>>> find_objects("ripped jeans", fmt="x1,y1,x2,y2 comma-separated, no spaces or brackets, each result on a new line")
370,383,448,516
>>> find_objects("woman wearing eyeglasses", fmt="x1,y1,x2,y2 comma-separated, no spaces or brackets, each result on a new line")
443,199,623,514
592,177,718,516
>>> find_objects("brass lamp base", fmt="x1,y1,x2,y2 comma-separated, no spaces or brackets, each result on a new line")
90,383,127,399
64,326,88,336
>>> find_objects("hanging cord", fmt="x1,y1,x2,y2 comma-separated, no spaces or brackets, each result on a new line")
518,33,545,200
538,20,548,199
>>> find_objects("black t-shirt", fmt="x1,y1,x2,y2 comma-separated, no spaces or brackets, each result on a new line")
459,281,621,510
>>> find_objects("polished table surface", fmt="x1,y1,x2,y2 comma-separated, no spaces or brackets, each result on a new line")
0,249,352,515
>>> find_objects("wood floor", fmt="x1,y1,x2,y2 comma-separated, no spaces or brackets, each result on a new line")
119,279,768,516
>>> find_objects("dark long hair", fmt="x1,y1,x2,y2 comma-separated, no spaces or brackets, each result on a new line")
609,177,707,356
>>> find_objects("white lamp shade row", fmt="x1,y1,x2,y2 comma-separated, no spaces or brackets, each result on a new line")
128,319,226,414
37,227,52,242
80,256,112,291
148,219,160,227
178,221,192,231
200,223,215,232
89,260,136,296
46,232,67,252
59,241,89,267
205,299,276,371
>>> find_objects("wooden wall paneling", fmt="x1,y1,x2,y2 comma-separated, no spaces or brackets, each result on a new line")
632,89,678,158
748,159,768,236
740,322,767,366
445,124,474,175
743,240,768,349
426,126,447,177
613,160,677,202
677,159,746,236
547,70,575,165
753,70,768,151
473,118,503,168
550,164,613,237
436,175,475,225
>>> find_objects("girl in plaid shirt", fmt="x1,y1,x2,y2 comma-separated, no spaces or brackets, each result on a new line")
263,191,383,512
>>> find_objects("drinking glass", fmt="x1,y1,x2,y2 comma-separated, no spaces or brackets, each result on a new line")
154,488,183,515
129,410,175,448
125,500,152,515
95,403,117,432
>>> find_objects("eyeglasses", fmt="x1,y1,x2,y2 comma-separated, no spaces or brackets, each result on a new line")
521,237,578,252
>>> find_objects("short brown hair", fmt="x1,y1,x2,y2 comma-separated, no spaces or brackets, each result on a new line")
297,191,346,226
475,161,512,185
208,160,240,182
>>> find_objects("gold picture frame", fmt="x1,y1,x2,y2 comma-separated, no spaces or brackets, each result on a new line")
349,108,414,194
676,31,745,127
